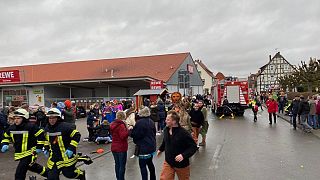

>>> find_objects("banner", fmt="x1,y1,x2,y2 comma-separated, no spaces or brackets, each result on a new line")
0,70,20,83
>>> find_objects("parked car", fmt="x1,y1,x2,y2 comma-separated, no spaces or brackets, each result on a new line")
76,106,87,118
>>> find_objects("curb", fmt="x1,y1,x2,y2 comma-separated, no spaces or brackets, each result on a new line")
262,104,320,138
277,112,320,139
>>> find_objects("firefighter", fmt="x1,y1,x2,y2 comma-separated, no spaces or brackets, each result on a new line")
219,96,235,119
44,108,85,180
1,108,48,180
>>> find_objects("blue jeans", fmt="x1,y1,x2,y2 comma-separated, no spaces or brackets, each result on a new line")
112,152,127,180
95,136,112,143
308,115,317,128
138,156,156,180
301,114,312,130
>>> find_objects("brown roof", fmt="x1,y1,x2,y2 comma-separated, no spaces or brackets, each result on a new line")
195,60,215,77
215,72,225,80
0,52,189,85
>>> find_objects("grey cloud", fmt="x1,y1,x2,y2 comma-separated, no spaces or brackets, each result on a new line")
0,0,319,78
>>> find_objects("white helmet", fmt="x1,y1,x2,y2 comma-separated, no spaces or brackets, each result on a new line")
46,108,62,118
13,108,29,119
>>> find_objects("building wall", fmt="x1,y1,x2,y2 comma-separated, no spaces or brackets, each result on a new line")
167,85,178,93
166,54,204,96
71,88,93,97
44,86,70,98
194,61,213,94
257,55,294,93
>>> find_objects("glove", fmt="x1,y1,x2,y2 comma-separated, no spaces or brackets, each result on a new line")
36,149,42,154
65,149,74,158
1,145,9,153
44,150,49,158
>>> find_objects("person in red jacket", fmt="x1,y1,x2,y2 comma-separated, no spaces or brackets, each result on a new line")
266,97,278,125
110,111,129,180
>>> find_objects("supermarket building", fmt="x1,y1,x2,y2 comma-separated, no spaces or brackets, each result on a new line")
0,52,203,108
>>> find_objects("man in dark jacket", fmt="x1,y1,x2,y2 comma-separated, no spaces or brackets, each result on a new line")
298,96,312,132
45,108,85,180
290,96,300,130
0,109,9,144
34,107,47,128
157,100,166,133
131,107,156,180
189,103,204,145
1,108,48,180
278,95,287,114
157,110,197,180
86,110,96,142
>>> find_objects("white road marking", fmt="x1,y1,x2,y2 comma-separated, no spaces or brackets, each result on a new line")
209,144,223,170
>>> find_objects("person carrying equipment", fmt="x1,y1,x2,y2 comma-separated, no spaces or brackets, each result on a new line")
44,108,86,180
1,108,48,180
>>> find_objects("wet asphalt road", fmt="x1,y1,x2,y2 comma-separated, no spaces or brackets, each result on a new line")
1,109,320,180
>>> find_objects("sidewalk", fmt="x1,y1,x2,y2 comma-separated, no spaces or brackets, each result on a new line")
276,112,320,138
262,104,320,138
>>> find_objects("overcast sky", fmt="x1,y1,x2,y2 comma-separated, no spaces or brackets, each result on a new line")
0,0,319,77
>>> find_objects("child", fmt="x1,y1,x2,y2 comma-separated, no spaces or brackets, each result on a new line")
86,108,96,142
252,103,259,122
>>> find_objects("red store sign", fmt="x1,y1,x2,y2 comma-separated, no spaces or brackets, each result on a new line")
150,80,164,90
0,70,20,83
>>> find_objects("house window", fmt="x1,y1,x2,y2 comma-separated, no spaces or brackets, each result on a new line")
270,65,274,71
284,64,289,71
198,71,201,76
178,70,190,89
270,75,274,81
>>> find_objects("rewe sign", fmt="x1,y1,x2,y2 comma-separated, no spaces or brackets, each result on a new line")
150,80,164,90
0,70,20,83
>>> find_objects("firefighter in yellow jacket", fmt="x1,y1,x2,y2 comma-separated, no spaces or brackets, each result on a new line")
1,108,48,180
44,108,85,180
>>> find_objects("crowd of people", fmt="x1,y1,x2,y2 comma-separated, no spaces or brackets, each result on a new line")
250,92,320,133
110,94,209,180
0,99,92,180
0,94,211,180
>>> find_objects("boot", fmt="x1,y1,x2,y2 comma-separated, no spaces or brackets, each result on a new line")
231,113,235,119
79,170,86,180
199,135,206,146
219,114,224,119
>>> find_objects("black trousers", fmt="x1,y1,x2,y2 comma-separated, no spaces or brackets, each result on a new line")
48,164,85,180
138,156,156,180
15,156,47,180
292,114,297,129
253,111,257,121
87,127,95,141
269,113,276,124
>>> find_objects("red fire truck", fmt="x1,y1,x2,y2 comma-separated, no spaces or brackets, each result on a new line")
211,80,249,116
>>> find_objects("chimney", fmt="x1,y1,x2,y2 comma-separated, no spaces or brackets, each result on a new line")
269,55,272,61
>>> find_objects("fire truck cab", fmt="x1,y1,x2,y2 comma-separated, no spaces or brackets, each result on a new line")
211,80,249,116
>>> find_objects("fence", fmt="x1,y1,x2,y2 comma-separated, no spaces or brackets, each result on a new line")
45,97,134,109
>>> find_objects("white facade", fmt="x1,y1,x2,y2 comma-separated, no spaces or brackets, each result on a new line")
194,60,214,95
257,53,295,94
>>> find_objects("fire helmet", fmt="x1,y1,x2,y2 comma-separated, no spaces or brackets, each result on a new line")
46,108,62,118
13,108,29,119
